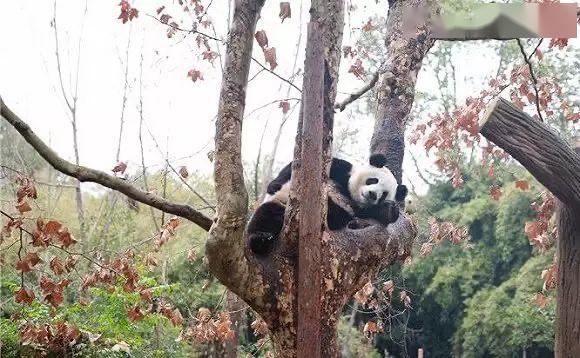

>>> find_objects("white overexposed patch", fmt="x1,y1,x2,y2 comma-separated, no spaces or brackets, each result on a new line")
263,181,291,204
348,165,398,207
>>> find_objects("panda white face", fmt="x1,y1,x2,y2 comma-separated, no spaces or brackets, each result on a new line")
348,165,398,207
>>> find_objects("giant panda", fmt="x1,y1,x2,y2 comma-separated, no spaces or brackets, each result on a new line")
246,153,408,256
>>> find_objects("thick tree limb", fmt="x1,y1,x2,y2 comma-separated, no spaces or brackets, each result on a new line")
204,0,266,307
370,0,438,183
0,98,213,231
479,98,580,209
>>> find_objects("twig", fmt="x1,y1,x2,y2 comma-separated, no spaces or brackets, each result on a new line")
115,24,132,163
0,210,33,236
334,69,380,112
516,39,544,122
248,68,265,83
52,1,73,112
527,38,543,62
142,121,215,212
244,98,301,119
0,165,78,188
138,51,161,232
50,244,119,274
149,14,301,93
409,152,434,186
250,57,302,93
147,14,221,42
0,98,213,231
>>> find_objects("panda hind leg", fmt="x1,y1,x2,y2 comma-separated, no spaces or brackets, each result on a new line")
246,201,286,256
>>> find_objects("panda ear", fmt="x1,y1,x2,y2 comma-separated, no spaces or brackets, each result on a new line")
395,185,408,202
369,154,387,168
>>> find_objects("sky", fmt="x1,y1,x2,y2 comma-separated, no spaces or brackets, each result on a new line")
1,0,576,197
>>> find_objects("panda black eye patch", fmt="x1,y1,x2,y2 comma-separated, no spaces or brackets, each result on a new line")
365,178,379,185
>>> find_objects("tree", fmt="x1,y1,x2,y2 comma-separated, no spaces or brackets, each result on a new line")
480,98,580,357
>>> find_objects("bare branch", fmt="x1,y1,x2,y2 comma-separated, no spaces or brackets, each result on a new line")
52,0,73,112
409,152,434,186
250,57,302,93
516,38,544,122
53,0,88,243
0,98,213,231
142,120,215,211
137,50,160,232
146,14,221,42
115,25,132,163
149,13,302,93
334,68,380,112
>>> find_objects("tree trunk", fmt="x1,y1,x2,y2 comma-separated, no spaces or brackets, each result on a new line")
555,201,580,356
295,20,326,357
370,0,438,183
224,291,244,358
555,142,580,357
480,99,580,356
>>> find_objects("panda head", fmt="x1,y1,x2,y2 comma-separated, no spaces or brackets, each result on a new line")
348,154,408,207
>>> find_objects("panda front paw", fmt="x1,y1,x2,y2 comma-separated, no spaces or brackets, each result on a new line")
362,202,400,226
248,232,277,256
384,202,400,225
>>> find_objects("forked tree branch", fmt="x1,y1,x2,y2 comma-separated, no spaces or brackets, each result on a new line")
0,98,213,231
516,39,544,122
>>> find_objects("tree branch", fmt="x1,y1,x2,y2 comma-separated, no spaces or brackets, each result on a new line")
148,13,301,94
370,0,438,183
0,98,213,231
204,0,266,305
334,68,380,112
516,39,544,122
250,57,302,93
480,98,580,209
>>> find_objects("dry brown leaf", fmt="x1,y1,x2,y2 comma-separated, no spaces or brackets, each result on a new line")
263,47,278,70
255,30,268,49
279,2,291,22
112,162,127,174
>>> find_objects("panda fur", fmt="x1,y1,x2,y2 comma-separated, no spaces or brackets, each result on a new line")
247,154,408,256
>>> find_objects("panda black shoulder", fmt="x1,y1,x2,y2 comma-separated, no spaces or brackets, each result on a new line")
329,158,354,196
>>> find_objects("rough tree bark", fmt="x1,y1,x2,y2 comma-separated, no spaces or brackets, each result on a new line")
295,21,325,356
480,98,580,357
371,0,438,183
